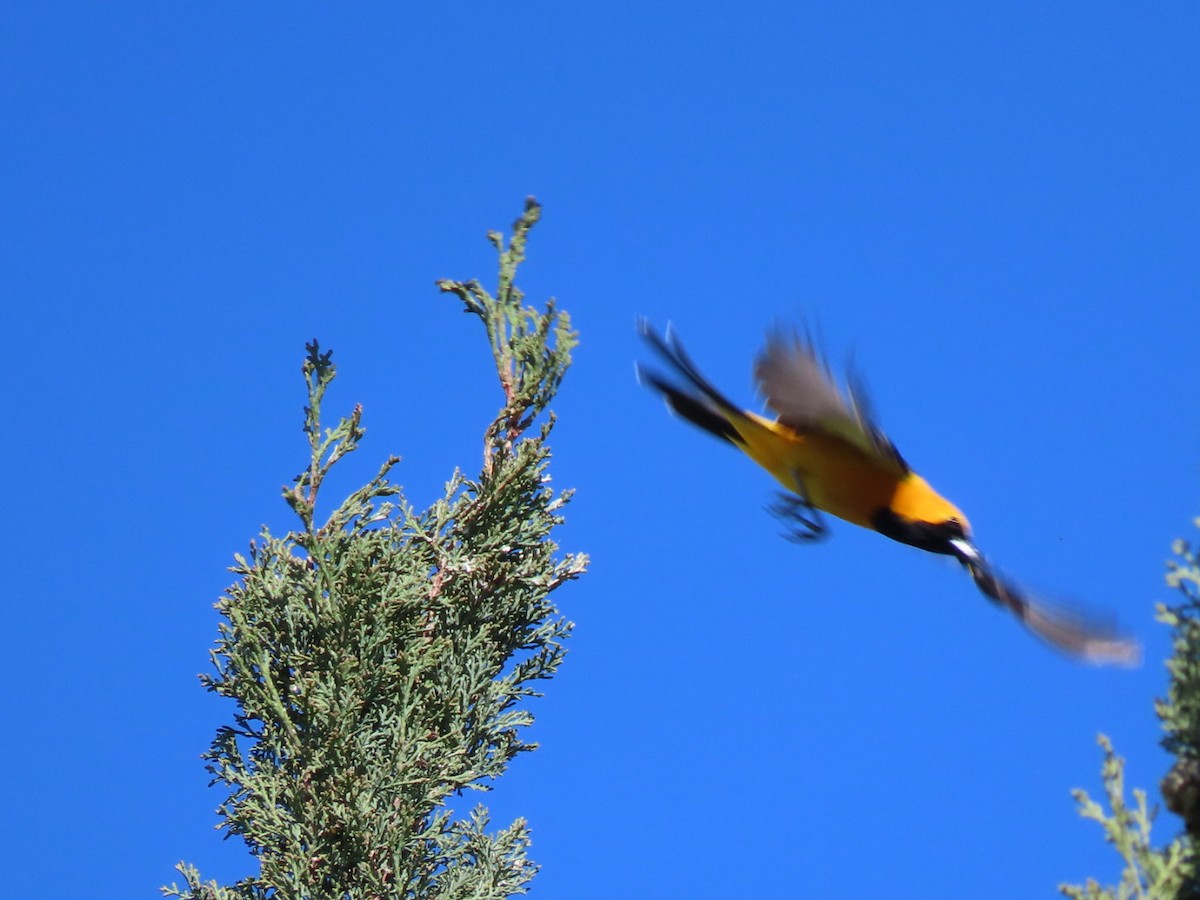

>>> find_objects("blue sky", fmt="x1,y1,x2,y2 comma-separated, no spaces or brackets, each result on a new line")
2,4,1197,897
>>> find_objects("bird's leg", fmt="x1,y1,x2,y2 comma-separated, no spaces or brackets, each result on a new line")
767,476,827,543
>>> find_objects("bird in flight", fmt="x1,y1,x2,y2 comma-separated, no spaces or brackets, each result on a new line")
637,319,1139,665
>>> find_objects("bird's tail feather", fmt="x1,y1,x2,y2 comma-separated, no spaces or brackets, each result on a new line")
637,319,748,445
636,368,741,444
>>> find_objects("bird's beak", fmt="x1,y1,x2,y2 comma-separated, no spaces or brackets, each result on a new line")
947,536,983,567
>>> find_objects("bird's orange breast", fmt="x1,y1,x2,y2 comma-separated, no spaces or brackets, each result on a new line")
732,413,969,534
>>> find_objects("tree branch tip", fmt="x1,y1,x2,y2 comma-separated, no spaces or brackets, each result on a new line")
304,339,334,369
520,198,542,225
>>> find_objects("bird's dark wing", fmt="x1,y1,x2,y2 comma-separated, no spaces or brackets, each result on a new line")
754,329,906,472
948,538,1141,665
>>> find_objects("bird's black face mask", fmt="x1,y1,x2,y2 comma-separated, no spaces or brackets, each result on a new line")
870,508,969,556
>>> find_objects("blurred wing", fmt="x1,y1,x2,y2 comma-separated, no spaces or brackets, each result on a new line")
949,538,1141,666
754,329,906,472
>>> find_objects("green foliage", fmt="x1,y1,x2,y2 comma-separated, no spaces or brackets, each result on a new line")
166,198,586,899
1060,737,1190,899
1060,518,1200,898
1161,522,1200,803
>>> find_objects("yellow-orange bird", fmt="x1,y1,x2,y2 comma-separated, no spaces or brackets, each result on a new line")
638,319,1139,665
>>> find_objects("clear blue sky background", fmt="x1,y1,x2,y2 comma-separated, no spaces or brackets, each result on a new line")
2,4,1197,897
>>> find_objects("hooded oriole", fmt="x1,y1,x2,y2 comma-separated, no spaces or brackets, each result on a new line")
638,319,1138,665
